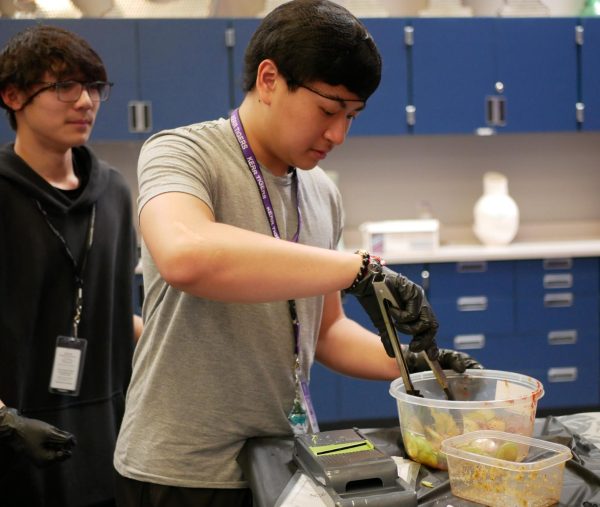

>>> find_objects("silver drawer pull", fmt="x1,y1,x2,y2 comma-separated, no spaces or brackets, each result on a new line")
543,273,573,289
543,258,572,270
543,293,573,308
456,261,487,273
457,296,488,312
548,367,578,383
548,330,577,345
453,334,485,350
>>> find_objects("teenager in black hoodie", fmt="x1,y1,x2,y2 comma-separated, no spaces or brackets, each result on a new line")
0,25,138,506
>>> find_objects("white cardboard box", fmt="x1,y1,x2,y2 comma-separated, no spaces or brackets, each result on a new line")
359,219,440,255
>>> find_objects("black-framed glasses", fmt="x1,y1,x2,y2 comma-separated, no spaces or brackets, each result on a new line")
28,81,113,104
298,84,366,105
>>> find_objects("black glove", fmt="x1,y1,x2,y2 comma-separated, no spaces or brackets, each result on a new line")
0,406,76,467
345,258,440,360
406,348,484,374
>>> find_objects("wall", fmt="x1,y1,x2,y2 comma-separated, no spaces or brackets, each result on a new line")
90,130,600,240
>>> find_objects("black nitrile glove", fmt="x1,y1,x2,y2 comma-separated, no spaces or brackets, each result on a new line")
346,260,440,360
406,348,484,374
0,406,76,467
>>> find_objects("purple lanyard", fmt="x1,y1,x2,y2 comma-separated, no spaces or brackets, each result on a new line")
230,109,302,353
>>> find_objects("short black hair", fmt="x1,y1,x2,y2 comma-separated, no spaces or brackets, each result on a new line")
0,24,107,130
242,0,381,102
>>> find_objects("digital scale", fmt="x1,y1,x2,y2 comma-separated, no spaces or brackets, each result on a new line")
293,428,417,507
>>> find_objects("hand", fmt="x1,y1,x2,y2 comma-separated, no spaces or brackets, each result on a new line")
345,258,440,360
406,348,484,374
0,406,76,467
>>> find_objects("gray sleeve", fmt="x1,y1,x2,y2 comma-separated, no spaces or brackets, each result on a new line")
136,129,214,217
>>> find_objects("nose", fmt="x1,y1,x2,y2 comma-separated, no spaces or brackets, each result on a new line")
74,87,95,108
324,115,351,146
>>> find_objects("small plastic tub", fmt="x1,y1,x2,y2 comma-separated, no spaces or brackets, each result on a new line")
389,369,544,469
442,430,572,507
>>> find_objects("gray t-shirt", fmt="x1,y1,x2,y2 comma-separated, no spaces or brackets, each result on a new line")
114,118,344,488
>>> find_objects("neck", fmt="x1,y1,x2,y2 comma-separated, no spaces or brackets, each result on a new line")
237,99,289,177
14,138,78,190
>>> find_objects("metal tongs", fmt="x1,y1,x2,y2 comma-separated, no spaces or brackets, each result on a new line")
371,268,457,402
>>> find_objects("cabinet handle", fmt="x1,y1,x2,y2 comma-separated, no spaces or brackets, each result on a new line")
543,273,573,290
543,258,572,270
544,293,573,308
548,330,577,346
456,261,487,273
575,25,584,46
453,334,485,350
486,95,506,127
576,102,585,124
457,296,488,312
547,367,578,383
404,25,414,46
128,101,152,133
405,105,416,126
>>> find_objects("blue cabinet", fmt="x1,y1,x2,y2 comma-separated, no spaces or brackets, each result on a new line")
513,258,600,409
50,19,139,141
312,256,600,425
350,18,409,136
410,18,496,134
230,18,261,109
409,18,579,134
582,18,600,131
137,19,231,134
2,17,597,139
495,19,578,133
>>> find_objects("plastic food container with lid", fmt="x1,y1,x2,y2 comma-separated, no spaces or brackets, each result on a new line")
389,369,544,470
442,430,572,506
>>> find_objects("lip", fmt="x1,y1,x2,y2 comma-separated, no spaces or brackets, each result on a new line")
311,148,328,161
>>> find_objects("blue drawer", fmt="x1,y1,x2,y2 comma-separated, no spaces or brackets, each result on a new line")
310,363,341,423
516,294,599,333
338,377,398,422
428,260,514,299
515,257,599,297
434,296,514,336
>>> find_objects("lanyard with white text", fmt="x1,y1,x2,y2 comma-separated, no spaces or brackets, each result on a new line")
35,200,96,337
230,109,318,433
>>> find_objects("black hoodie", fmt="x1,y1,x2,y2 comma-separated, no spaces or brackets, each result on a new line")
0,143,136,506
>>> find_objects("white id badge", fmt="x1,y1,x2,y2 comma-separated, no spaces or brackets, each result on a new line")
49,336,87,396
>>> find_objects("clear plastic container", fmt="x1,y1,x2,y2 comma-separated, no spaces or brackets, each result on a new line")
442,430,572,507
389,369,544,470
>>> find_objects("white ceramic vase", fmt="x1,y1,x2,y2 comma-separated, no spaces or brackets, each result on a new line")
473,172,519,246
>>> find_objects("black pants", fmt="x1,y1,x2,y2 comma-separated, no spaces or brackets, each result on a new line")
114,472,253,507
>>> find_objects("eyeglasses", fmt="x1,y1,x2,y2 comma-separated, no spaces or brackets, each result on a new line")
27,80,113,104
299,84,366,106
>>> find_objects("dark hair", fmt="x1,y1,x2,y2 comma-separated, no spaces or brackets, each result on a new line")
0,24,107,130
242,0,381,101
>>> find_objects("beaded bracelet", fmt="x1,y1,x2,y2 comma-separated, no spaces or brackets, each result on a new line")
346,249,371,291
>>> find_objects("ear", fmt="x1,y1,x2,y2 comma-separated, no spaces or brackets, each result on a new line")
255,59,279,106
0,85,26,111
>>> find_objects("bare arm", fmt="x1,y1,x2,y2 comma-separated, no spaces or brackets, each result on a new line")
315,291,400,381
139,192,362,303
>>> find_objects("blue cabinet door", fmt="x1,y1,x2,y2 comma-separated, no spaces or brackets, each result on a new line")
582,18,600,131
410,18,496,134
0,20,36,143
137,19,231,134
49,19,139,141
349,18,409,137
230,18,261,109
495,18,578,133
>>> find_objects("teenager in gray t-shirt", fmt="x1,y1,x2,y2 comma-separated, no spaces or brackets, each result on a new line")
114,1,481,505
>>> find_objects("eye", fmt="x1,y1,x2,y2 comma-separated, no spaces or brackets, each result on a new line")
321,107,336,117
57,81,79,92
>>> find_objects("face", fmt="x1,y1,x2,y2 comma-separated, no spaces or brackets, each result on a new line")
3,72,100,151
259,68,365,173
